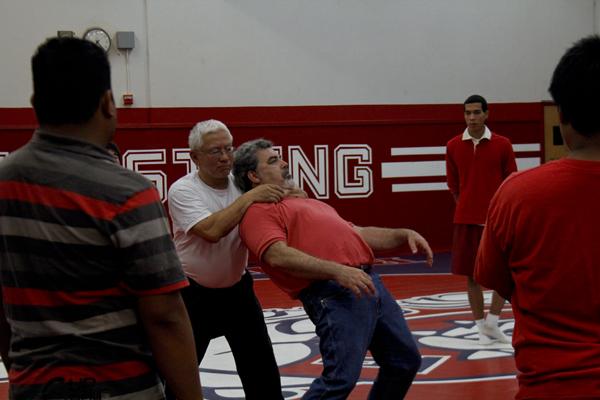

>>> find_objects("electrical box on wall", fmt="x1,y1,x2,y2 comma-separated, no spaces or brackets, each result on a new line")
116,31,135,50
57,31,75,38
122,94,134,106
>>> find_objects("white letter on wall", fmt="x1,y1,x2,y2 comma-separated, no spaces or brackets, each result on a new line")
334,145,373,198
288,145,329,199
123,149,168,202
172,148,194,174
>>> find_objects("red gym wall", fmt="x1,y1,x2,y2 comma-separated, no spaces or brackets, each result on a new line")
0,102,544,252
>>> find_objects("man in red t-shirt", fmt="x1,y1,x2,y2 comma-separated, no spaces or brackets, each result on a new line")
446,94,517,345
475,35,600,398
232,139,433,399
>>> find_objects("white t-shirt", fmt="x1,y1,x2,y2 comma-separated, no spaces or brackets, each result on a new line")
168,172,247,288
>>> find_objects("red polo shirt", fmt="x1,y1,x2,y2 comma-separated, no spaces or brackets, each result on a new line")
446,131,517,224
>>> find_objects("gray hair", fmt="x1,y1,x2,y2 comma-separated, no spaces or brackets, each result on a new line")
233,138,274,192
188,119,232,150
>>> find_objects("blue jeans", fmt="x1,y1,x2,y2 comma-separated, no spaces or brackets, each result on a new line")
299,271,421,399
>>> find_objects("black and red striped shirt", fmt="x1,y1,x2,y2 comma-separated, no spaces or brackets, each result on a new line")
0,131,188,399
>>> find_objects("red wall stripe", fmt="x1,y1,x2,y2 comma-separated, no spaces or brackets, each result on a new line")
0,103,546,252
0,103,543,127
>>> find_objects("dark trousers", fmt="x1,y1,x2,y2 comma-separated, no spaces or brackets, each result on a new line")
166,271,282,400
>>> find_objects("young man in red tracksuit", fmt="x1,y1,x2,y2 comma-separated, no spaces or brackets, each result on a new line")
446,94,517,345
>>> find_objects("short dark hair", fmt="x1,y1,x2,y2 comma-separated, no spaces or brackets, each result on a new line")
464,94,488,112
549,35,600,137
232,139,274,193
31,37,111,125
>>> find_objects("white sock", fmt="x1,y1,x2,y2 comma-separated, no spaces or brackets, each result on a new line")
475,319,485,330
486,313,500,326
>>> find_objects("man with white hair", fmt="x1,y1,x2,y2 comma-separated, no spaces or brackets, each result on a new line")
167,120,284,399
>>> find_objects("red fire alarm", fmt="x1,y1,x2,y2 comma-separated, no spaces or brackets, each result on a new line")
122,94,134,106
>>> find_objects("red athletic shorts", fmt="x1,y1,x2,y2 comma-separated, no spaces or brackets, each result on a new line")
451,224,484,276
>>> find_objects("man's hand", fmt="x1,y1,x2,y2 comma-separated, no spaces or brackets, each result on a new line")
404,229,434,266
333,267,376,297
246,184,286,203
0,289,12,373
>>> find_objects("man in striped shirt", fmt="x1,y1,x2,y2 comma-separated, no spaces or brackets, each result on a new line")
0,37,202,399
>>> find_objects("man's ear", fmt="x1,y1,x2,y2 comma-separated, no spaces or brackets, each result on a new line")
247,170,261,184
190,150,199,165
556,107,573,151
557,107,566,124
100,90,117,119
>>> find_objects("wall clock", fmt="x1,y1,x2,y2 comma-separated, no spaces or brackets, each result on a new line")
83,27,111,52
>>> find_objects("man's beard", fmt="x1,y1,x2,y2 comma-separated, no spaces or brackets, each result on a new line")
282,169,294,188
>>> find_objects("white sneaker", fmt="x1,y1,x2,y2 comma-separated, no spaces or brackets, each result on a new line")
478,333,493,345
481,324,512,344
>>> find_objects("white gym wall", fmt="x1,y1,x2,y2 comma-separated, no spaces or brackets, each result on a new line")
0,0,594,108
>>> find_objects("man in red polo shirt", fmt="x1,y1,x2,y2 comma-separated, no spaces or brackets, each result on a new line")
232,138,434,399
446,94,517,345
